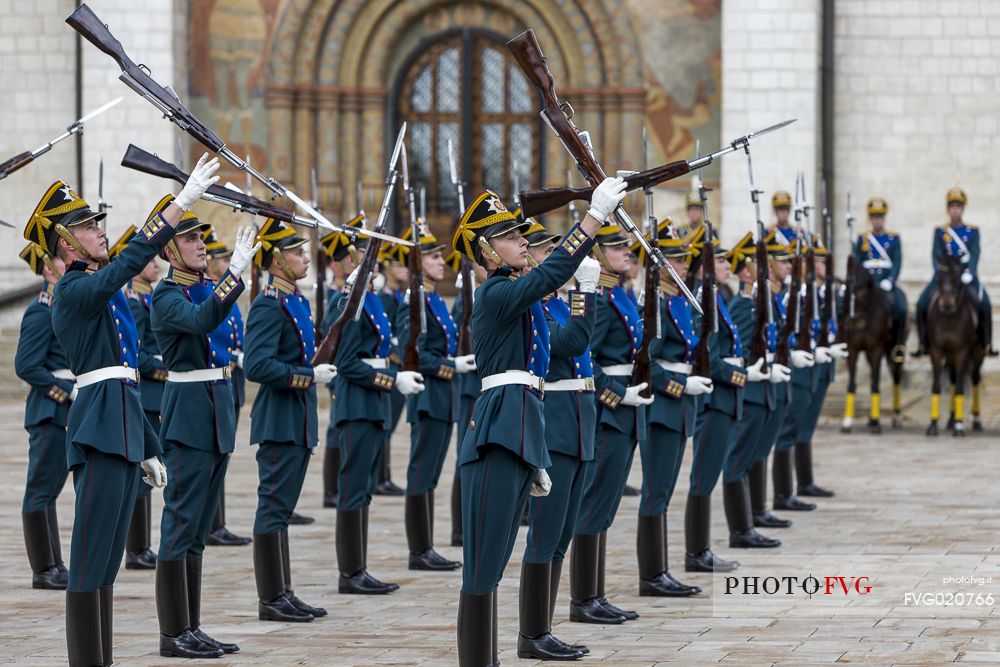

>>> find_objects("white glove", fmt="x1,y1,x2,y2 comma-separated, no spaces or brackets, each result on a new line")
878,278,893,292
790,349,815,369
961,271,973,285
587,177,628,222
814,347,833,364
574,256,602,293
621,382,654,406
746,357,770,382
395,370,425,395
829,342,849,359
455,272,463,290
313,363,337,384
684,375,713,396
372,273,387,293
69,385,78,402
345,265,361,289
175,153,221,210
232,350,244,369
454,354,477,374
769,363,792,383
530,468,552,497
229,226,261,277
141,457,168,488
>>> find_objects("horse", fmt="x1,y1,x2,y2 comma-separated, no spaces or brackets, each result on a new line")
841,263,908,434
925,255,984,436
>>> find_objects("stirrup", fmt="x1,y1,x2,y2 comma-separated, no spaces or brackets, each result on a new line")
890,344,907,364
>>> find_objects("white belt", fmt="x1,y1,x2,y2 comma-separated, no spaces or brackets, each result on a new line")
602,364,634,376
167,367,231,383
766,352,775,363
724,357,745,367
481,370,544,393
544,377,595,392
51,369,76,381
76,366,140,388
656,360,692,375
362,358,389,369
153,354,163,361
862,259,892,270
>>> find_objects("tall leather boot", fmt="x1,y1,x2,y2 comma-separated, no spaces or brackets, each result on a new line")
254,532,312,622
772,450,816,511
724,479,780,548
517,561,583,660
187,554,239,653
280,529,326,617
67,589,104,667
915,305,929,356
323,446,339,508
597,531,637,620
98,586,112,666
491,587,499,667
206,485,252,546
637,514,700,596
156,559,222,658
661,513,701,595
46,504,67,575
457,590,494,667
451,474,463,546
684,494,739,572
549,559,589,655
795,442,834,497
375,437,405,495
749,459,792,527
407,494,461,571
337,509,397,594
125,496,156,569
568,534,623,624
23,509,66,589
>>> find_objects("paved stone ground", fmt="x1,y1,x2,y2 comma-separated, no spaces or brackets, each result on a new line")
0,383,998,666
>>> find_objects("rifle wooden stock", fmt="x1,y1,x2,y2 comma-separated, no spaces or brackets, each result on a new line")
749,238,770,366
630,254,658,397
315,249,327,339
837,254,855,344
518,160,692,218
312,238,383,366
692,243,716,378
0,151,33,180
798,249,816,351
817,253,834,346
403,246,424,372
457,261,474,357
776,257,801,366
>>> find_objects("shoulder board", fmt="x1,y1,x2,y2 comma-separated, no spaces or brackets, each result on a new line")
263,285,279,299
37,291,53,306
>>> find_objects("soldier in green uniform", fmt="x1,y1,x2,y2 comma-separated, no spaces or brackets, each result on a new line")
391,223,471,571
374,246,408,496
151,194,254,659
15,243,71,590
35,156,216,665
853,197,907,359
451,179,623,667
199,226,254,546
244,218,333,623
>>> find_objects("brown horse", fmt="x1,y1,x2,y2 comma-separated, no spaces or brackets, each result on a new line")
841,264,907,434
925,255,984,436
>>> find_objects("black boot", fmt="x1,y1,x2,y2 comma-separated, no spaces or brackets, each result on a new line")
749,459,792,528
323,446,339,508
280,529,327,617
637,514,700,596
451,474,463,546
254,532,313,622
67,590,104,667
98,586,112,666
660,513,701,594
491,587,499,667
517,561,584,660
568,533,624,624
684,494,739,572
156,559,223,658
772,450,816,511
724,480,780,548
125,496,157,569
622,484,640,496
374,438,405,495
186,554,239,653
288,510,315,525
795,442,835,497
46,504,67,575
337,509,398,594
457,591,494,667
549,559,589,654
206,488,253,546
596,531,638,619
407,494,461,571
914,306,929,356
23,510,67,589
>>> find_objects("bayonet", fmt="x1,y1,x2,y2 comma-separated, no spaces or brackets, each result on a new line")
400,141,427,335
447,138,466,211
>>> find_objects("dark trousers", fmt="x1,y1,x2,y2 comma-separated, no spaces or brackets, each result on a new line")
776,384,807,452
724,401,769,483
406,416,454,496
524,453,589,564
68,450,139,591
454,396,476,470
158,445,228,560
753,389,788,462
796,371,831,443
576,428,636,535
254,442,312,534
23,421,69,512
639,424,687,517
689,406,737,496
337,420,384,511
461,445,532,594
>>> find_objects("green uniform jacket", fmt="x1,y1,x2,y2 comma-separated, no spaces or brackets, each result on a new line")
396,289,458,423
452,296,481,399
698,293,747,419
591,282,646,438
332,290,396,428
728,289,774,409
125,281,166,415
648,293,699,436
15,287,73,428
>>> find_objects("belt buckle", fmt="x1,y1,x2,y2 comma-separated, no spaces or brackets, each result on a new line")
537,377,545,392
129,368,140,383
222,366,232,381
582,377,595,392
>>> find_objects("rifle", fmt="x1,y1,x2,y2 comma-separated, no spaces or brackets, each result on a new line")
0,97,121,181
796,173,816,352
817,179,835,347
311,167,326,338
629,128,659,398
312,125,407,366
691,141,717,379
97,156,111,230
247,156,260,302
506,29,701,314
744,141,771,370
837,187,857,342
448,139,475,356
68,3,333,230
401,142,426,373
516,122,796,219
779,219,804,367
